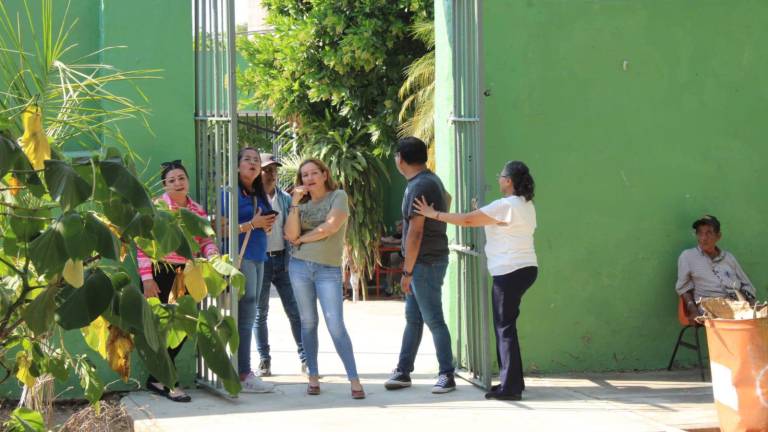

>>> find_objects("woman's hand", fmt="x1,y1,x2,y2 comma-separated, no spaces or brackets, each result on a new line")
142,279,160,299
412,195,439,219
291,186,308,205
250,208,277,231
287,235,303,247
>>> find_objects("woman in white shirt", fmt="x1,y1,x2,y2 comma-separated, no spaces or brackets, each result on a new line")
413,160,537,401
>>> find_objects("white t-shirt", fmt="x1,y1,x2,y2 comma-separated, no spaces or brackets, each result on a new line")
479,195,538,276
266,192,285,252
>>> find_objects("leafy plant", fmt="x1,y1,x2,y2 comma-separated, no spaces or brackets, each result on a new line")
0,1,244,428
398,19,435,169
237,0,433,278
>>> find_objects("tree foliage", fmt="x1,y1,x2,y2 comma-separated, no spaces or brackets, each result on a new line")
238,0,432,278
0,2,244,428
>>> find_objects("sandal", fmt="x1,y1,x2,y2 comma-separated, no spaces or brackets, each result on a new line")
351,388,366,400
147,380,191,403
306,384,321,395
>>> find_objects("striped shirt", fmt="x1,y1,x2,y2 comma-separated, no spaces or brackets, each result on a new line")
675,246,755,300
137,193,219,281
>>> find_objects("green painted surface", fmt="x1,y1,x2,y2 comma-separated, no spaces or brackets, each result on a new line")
101,0,195,192
0,1,197,399
436,0,768,372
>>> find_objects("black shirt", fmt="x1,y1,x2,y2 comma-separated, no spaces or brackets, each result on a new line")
401,170,449,264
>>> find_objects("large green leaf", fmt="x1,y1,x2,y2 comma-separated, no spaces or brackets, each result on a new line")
44,160,92,211
134,330,176,388
199,261,227,297
99,160,153,211
219,315,239,354
197,306,241,395
9,208,48,242
175,295,199,334
5,407,44,432
102,195,135,228
84,213,120,260
55,269,115,330
59,212,94,260
0,135,22,178
22,285,60,335
179,208,215,237
118,285,145,331
28,223,68,276
210,255,245,297
123,211,154,239
151,211,182,257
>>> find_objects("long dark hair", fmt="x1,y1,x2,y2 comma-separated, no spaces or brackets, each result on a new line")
502,160,535,201
237,147,271,209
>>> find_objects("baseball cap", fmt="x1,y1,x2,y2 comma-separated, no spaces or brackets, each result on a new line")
260,153,282,167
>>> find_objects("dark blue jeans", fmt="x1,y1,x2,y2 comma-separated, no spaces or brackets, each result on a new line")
255,251,305,362
397,258,454,375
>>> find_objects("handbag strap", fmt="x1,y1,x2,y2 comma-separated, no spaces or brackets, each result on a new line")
235,196,258,269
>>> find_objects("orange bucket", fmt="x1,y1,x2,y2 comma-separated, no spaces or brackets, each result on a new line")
704,317,768,432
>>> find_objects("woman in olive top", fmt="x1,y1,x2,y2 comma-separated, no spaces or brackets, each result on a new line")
284,158,365,399
414,160,538,401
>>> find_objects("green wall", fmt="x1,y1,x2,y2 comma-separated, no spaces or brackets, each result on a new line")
438,0,768,372
0,0,196,399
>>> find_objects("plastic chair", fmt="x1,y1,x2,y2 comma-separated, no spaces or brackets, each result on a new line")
374,246,402,297
666,296,707,381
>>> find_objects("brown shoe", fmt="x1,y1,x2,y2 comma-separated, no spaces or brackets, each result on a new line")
307,384,320,395
351,388,366,399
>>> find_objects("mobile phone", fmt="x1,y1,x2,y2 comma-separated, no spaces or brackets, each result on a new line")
261,209,279,216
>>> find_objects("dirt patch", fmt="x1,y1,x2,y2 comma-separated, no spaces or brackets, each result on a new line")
1,393,133,431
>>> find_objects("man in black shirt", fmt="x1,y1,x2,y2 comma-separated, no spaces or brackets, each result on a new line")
384,137,456,394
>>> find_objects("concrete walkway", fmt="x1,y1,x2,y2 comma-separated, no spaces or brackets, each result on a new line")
124,293,720,432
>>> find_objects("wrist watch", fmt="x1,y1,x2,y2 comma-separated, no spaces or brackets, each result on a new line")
402,269,413,277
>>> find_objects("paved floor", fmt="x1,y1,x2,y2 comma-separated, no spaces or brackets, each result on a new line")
124,292,720,432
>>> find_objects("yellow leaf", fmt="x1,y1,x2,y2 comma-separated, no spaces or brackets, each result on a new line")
18,105,50,171
106,326,134,382
82,316,109,358
7,176,22,196
15,351,36,388
184,261,207,303
62,258,84,288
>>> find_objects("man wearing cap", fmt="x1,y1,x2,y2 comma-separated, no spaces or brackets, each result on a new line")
675,214,756,322
254,152,306,376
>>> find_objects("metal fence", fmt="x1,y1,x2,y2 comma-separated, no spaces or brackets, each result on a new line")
450,0,491,390
192,0,240,395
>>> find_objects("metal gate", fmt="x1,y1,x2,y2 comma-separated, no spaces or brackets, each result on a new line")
450,0,491,390
192,0,240,394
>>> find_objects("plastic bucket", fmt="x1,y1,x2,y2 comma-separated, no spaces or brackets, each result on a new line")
704,317,768,432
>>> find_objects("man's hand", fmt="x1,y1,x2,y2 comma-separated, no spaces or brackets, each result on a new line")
142,279,160,299
685,301,699,324
401,274,412,295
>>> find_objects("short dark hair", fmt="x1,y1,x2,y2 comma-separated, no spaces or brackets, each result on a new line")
160,160,188,185
692,215,721,234
396,136,428,165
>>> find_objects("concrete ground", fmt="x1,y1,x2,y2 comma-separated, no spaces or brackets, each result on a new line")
124,291,720,432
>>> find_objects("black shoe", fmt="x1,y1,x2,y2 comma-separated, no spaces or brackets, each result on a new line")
258,358,271,377
432,373,456,394
384,368,412,390
484,391,522,401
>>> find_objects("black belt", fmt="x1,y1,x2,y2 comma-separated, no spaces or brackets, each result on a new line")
267,250,285,257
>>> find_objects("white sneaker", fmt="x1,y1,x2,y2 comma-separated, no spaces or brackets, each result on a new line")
240,372,275,393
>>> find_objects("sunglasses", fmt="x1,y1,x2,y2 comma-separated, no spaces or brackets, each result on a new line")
161,159,182,169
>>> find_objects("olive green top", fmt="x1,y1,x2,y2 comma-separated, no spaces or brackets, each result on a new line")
292,189,348,267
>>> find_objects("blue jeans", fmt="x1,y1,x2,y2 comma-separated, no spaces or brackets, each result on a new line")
289,258,359,380
238,259,264,375
397,258,454,375
255,251,305,362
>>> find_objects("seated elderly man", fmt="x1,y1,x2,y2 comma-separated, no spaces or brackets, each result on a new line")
675,215,756,322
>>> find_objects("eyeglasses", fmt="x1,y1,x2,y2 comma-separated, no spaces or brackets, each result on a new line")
161,160,182,169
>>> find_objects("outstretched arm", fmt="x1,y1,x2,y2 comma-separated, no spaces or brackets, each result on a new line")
412,195,498,227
